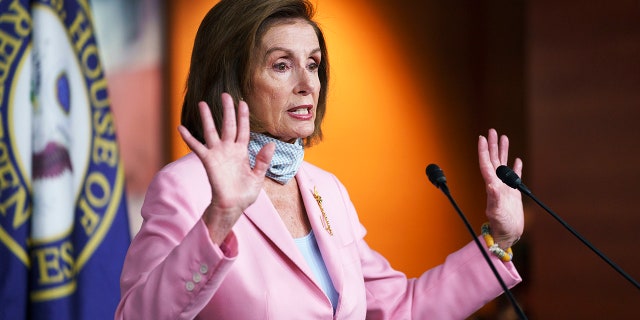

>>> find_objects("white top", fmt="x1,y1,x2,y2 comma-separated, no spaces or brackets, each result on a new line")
294,230,339,312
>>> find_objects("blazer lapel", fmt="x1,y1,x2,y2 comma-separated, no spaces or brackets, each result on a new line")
296,166,345,300
243,169,345,306
242,188,317,284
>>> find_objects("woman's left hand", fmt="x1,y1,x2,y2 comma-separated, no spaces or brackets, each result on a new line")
478,129,524,249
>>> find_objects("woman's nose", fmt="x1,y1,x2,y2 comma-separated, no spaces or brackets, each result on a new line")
294,68,315,95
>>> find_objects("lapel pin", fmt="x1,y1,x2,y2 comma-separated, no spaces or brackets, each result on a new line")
312,187,333,236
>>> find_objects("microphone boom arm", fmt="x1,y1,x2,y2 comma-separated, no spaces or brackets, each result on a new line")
496,165,640,291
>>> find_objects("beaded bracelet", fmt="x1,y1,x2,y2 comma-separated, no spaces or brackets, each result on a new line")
481,222,513,262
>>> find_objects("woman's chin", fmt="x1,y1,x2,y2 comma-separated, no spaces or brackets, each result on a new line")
270,128,314,143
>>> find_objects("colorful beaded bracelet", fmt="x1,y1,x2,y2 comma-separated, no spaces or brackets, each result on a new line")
481,222,513,262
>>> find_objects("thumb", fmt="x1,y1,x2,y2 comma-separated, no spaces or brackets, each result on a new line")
253,142,275,177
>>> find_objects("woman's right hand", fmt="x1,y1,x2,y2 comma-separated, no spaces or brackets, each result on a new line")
178,93,275,245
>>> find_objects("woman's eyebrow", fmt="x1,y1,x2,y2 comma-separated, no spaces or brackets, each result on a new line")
264,46,321,57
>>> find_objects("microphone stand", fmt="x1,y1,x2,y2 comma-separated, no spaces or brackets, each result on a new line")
496,165,640,291
426,164,528,320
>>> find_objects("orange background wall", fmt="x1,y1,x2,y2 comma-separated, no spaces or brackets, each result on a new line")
166,0,490,278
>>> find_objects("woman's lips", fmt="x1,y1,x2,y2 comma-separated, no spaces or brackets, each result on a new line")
32,142,73,179
287,105,313,120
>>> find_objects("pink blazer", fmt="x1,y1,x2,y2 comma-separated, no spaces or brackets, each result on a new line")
116,153,521,319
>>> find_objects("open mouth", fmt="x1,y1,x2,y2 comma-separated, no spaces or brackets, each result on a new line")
287,105,313,118
32,142,73,179
289,107,310,115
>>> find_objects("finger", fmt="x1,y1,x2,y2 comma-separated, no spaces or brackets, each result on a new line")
236,100,250,144
178,125,208,156
478,135,489,166
198,101,220,147
513,157,523,177
253,142,275,177
478,135,494,181
487,129,501,168
220,93,237,141
499,134,510,165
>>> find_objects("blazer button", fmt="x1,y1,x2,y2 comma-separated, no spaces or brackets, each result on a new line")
199,264,208,274
193,272,202,283
185,281,195,292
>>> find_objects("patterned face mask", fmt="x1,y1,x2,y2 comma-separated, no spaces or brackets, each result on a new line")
247,132,304,184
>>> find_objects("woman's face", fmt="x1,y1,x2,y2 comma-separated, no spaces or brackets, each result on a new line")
247,19,321,143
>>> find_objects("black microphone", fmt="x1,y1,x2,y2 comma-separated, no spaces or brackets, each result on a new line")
425,164,528,320
495,165,530,194
426,163,449,194
496,165,640,290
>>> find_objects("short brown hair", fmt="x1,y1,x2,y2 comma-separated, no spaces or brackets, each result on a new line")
181,0,329,147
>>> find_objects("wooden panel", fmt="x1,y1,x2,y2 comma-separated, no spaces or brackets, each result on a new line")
528,0,640,318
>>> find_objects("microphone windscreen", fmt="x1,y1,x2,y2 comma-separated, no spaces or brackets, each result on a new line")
426,164,447,187
496,165,521,189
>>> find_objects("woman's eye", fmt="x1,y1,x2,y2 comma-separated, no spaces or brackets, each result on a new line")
308,62,319,71
273,62,289,72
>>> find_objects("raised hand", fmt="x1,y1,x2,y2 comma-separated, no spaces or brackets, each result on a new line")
478,129,524,249
178,93,275,244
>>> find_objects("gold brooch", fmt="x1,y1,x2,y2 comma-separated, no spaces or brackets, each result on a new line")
312,187,333,236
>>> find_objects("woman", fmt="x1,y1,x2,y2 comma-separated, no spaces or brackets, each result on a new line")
116,0,524,319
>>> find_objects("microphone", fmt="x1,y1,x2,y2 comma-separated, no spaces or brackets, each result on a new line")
496,165,640,290
495,165,530,194
426,163,448,193
425,164,528,320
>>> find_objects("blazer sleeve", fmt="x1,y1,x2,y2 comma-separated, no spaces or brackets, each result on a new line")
333,177,522,319
115,166,238,320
